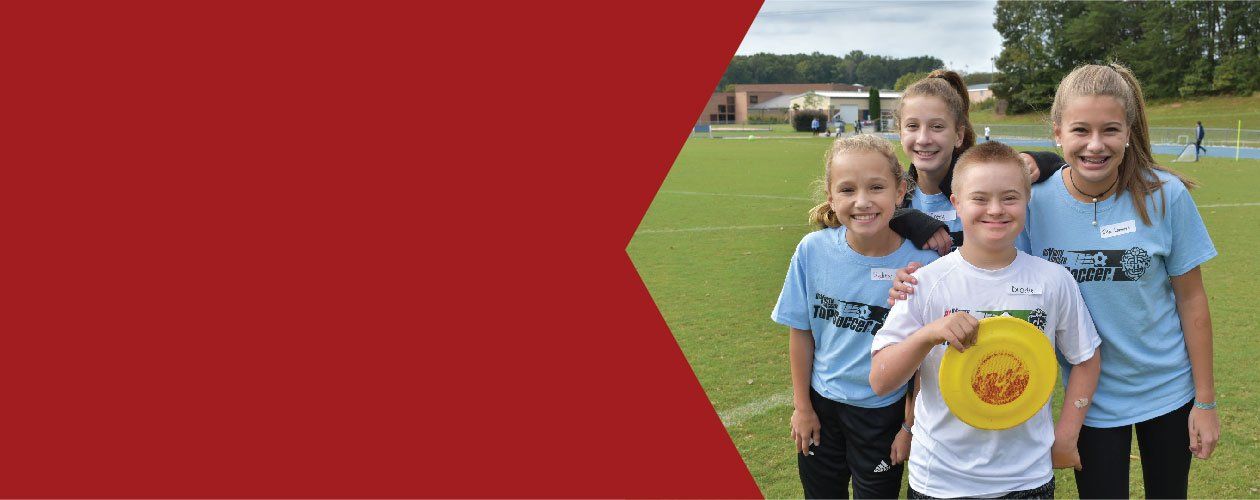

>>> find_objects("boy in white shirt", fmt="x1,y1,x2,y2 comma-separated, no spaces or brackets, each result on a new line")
868,142,1101,499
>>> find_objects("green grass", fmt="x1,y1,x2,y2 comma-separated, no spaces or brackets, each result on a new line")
628,137,1260,498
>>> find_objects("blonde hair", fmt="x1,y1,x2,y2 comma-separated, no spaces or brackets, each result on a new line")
951,141,1031,195
809,134,909,228
1051,63,1197,225
895,70,976,197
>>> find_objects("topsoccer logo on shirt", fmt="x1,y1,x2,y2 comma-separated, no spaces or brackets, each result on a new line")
812,293,890,334
1042,247,1152,283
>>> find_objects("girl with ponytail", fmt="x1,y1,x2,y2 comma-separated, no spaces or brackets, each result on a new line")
888,70,1067,254
771,134,939,498
1025,62,1218,498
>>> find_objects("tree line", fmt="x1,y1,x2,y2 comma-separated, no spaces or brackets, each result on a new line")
994,0,1260,114
718,51,946,90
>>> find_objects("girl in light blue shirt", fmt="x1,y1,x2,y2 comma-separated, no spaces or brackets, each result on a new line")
1025,63,1218,499
772,135,939,498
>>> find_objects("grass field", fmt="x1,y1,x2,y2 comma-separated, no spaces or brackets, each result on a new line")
628,136,1260,498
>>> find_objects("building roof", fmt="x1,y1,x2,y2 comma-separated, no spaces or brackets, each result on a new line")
807,90,903,99
749,93,798,110
732,83,866,93
967,83,991,91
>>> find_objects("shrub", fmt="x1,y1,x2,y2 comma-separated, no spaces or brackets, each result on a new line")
793,110,829,132
748,114,787,124
971,98,996,112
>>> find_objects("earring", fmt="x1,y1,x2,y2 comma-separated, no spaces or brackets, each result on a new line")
1055,143,1061,147
1125,143,1129,148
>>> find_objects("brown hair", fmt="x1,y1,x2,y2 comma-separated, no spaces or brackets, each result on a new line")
809,134,910,228
1050,63,1197,225
951,141,1031,195
895,70,976,198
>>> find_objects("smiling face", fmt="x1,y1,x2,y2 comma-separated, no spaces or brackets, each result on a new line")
828,151,906,241
1053,95,1129,186
950,161,1028,251
899,96,964,176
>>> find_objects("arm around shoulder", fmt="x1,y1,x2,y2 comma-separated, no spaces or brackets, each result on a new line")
889,208,948,250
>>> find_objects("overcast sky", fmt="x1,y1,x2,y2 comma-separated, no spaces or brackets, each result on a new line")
735,0,1002,74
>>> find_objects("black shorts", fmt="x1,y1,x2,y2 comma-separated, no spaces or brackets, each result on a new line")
798,388,905,499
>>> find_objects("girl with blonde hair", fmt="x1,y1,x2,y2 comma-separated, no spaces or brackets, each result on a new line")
771,134,940,498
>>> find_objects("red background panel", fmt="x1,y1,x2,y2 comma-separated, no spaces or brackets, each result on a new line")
2,0,763,497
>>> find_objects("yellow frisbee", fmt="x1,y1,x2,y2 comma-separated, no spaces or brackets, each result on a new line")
939,316,1056,430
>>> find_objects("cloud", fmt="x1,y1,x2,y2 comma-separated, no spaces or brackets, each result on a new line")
735,0,1001,73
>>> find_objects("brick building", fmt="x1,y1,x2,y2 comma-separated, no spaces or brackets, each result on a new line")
699,83,869,125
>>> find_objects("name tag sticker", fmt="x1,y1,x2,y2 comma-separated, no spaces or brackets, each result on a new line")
928,210,957,222
871,268,897,281
1007,284,1042,295
1100,220,1136,239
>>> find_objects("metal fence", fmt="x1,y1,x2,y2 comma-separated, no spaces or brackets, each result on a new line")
975,124,1260,148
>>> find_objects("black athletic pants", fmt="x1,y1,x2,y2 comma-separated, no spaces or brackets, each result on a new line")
1074,400,1193,499
798,388,904,499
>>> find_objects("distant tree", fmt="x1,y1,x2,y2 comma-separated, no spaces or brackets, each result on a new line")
992,1,1072,113
991,0,1258,110
963,72,997,85
894,71,930,91
868,88,881,131
1213,51,1260,94
802,91,827,110
717,51,942,89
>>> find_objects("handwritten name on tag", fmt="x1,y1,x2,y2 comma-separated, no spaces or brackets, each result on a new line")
871,268,897,281
1100,220,1136,239
1007,284,1042,295
928,210,957,222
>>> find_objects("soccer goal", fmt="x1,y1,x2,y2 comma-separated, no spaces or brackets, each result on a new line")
1171,143,1197,162
690,123,713,139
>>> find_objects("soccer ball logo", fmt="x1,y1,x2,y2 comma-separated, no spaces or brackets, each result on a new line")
1121,247,1151,280
1028,309,1047,331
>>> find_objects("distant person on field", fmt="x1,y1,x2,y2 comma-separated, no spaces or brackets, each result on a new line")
812,117,821,134
772,135,939,499
856,120,863,134
984,126,991,142
1195,121,1207,159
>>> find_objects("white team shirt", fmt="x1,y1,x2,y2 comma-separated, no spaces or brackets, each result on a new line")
872,251,1100,498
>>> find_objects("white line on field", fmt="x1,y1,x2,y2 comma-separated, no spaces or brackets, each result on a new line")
659,190,811,202
719,392,792,427
636,224,791,234
1199,202,1260,208
660,190,1260,209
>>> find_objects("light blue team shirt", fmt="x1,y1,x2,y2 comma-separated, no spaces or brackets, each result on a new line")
908,188,1032,252
771,226,940,407
1025,168,1217,427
